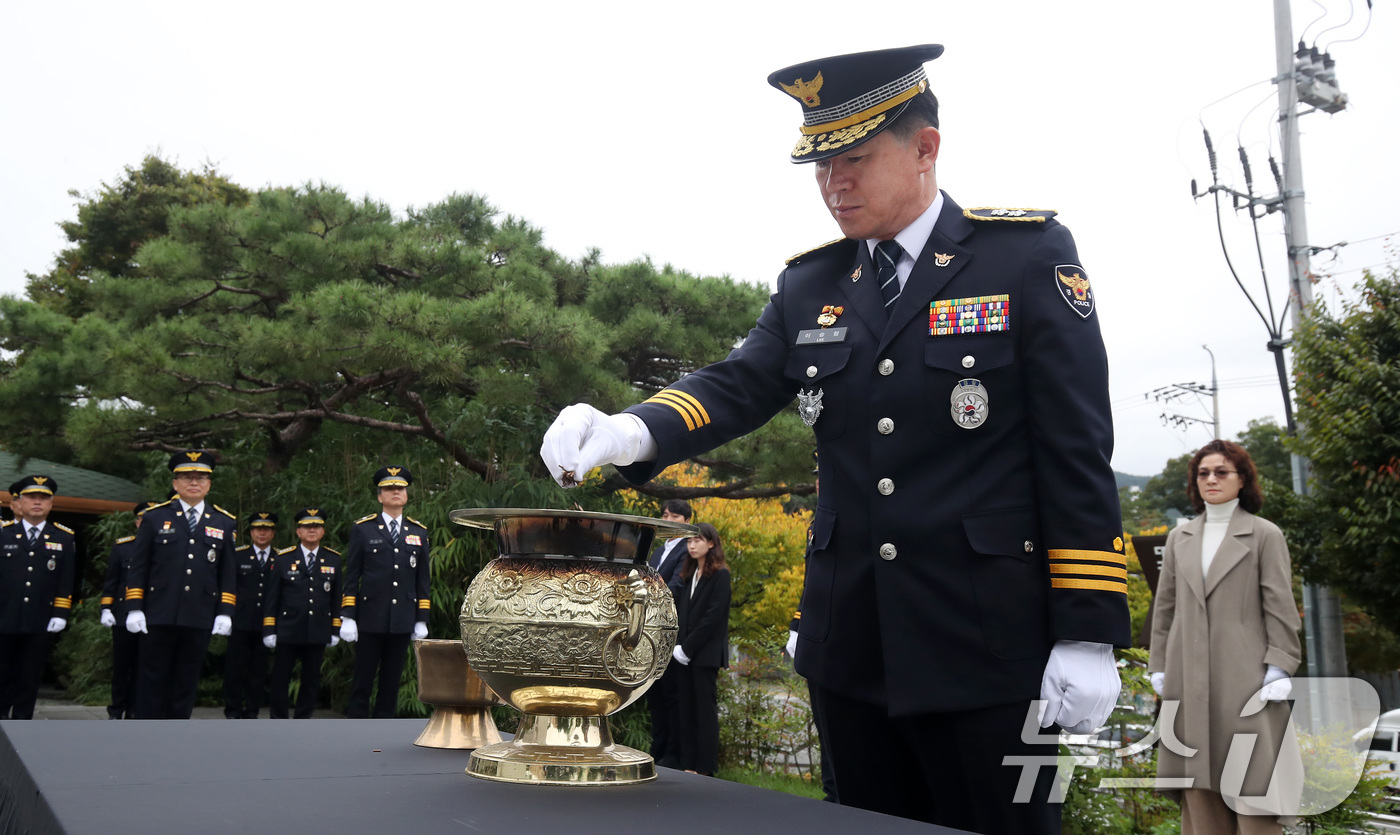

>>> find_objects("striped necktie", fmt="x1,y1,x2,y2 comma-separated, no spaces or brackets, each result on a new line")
876,239,903,316
389,519,400,544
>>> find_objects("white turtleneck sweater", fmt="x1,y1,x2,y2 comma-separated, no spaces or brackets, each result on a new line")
1199,497,1239,582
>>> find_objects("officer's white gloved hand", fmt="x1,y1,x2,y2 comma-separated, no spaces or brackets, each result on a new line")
1150,671,1165,696
100,609,116,628
126,610,148,634
329,636,340,647
1260,664,1291,702
263,635,276,649
1038,640,1121,733
672,645,690,666
786,629,799,659
412,623,428,641
340,617,358,643
540,404,655,487
211,615,232,636
47,617,66,633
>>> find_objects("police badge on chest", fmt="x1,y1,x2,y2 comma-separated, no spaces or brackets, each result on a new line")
797,388,824,427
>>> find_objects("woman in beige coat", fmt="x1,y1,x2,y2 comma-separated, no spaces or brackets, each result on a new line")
1149,439,1302,835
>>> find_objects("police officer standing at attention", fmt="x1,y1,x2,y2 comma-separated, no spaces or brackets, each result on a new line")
99,499,160,719
125,451,238,719
0,476,75,720
339,466,430,718
263,508,341,719
542,45,1128,833
223,512,279,719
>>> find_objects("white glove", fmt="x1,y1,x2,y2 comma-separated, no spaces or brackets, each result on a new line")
540,404,654,487
263,635,276,649
329,635,340,647
672,645,690,666
1260,664,1291,702
211,615,232,636
100,609,116,628
340,617,358,643
412,622,428,641
1038,640,1121,734
785,630,799,659
126,610,148,634
1150,671,1165,696
47,617,67,633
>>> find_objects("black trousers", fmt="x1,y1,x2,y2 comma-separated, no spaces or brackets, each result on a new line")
675,663,720,775
223,629,270,718
108,624,141,719
806,679,839,803
812,685,1061,834
0,632,51,720
134,624,212,720
647,662,682,764
346,632,410,718
268,641,325,719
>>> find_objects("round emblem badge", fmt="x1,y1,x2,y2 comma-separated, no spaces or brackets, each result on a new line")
324,580,332,593
207,548,218,563
409,556,417,568
47,558,57,571
950,379,989,429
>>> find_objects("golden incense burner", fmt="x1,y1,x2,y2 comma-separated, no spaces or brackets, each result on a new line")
451,508,695,786
411,638,504,750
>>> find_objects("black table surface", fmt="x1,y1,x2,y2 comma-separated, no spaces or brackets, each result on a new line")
1,719,964,834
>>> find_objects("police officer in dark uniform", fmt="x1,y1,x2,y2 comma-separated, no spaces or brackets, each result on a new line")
263,508,341,719
223,511,279,718
542,46,1128,833
99,499,160,719
125,451,239,719
338,466,431,718
0,476,76,720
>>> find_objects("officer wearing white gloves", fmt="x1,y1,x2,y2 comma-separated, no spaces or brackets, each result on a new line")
0,476,77,720
125,451,239,719
264,509,342,719
98,500,158,719
541,45,1128,833
339,466,432,718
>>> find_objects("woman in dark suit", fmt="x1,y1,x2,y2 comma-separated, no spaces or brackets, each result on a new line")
670,522,731,776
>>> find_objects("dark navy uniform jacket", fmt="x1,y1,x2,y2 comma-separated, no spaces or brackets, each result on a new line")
339,515,430,634
126,501,238,629
264,547,342,645
99,536,136,619
0,520,76,633
231,545,277,632
620,193,1129,716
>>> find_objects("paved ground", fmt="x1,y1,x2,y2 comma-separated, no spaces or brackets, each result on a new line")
29,688,343,720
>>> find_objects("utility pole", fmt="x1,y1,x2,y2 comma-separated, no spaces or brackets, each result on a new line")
1202,345,1220,439
1273,0,1349,702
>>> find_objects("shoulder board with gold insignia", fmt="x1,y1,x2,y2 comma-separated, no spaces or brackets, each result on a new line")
963,207,1058,223
53,523,75,535
323,547,341,556
116,535,136,544
355,514,378,525
214,504,237,520
276,546,297,555
786,238,854,266
149,500,174,511
235,544,251,552
1,520,14,528
406,517,427,530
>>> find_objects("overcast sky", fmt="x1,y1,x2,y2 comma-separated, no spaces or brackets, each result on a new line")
2,0,1394,477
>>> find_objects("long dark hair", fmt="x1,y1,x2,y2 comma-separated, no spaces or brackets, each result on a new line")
680,522,727,581
1186,439,1264,514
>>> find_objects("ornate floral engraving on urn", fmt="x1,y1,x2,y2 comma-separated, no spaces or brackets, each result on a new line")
452,508,695,785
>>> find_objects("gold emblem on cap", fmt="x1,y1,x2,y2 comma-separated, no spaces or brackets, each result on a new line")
780,72,824,108
186,452,201,461
259,513,269,519
934,252,954,267
387,467,402,476
307,509,319,516
33,477,47,485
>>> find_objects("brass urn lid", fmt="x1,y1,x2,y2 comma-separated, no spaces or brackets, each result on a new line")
449,508,698,563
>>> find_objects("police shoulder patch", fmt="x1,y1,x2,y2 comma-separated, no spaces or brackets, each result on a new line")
355,514,378,525
406,516,427,530
963,207,1058,223
1054,264,1095,319
786,238,854,265
116,535,136,544
214,504,237,520
53,523,75,535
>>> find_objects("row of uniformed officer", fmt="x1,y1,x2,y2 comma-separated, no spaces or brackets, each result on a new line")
0,476,75,720
98,499,162,719
124,451,238,719
262,508,342,719
223,511,280,718
338,466,431,718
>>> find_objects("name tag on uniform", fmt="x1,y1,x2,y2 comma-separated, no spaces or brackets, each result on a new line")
405,535,422,546
795,327,847,345
204,526,224,540
46,541,64,551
